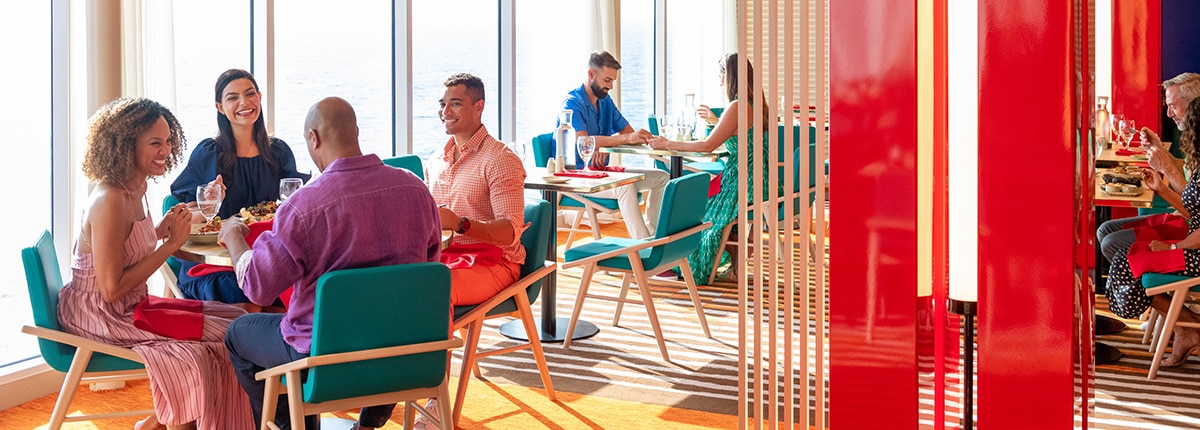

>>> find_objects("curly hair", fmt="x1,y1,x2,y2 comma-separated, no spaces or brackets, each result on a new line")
82,97,185,184
1182,97,1200,174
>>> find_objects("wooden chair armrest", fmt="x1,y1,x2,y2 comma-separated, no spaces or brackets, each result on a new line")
1145,277,1200,296
254,338,463,381
21,325,144,363
560,222,712,269
453,262,555,328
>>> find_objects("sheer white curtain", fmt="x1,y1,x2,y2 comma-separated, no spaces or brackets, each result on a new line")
121,0,177,108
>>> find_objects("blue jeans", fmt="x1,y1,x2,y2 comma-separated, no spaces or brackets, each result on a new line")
225,313,396,429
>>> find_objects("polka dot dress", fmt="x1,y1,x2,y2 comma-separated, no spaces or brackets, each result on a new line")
1107,169,1200,319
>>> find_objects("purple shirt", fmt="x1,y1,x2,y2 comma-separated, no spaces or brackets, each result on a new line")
242,154,442,353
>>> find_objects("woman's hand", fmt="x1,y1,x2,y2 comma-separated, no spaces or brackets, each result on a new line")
1149,240,1173,252
162,207,191,249
697,104,718,125
156,203,188,239
1142,168,1165,193
646,136,671,150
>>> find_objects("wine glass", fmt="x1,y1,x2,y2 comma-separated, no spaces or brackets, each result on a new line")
196,184,224,223
576,136,596,170
279,178,302,203
1119,118,1137,149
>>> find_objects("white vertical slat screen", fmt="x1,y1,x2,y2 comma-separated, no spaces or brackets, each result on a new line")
738,1,827,428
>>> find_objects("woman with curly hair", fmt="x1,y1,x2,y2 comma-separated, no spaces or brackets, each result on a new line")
1107,96,1200,369
57,97,254,430
170,69,308,311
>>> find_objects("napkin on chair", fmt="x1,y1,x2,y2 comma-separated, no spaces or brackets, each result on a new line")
554,170,610,179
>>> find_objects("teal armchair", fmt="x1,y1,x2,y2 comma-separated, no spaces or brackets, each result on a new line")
560,173,713,361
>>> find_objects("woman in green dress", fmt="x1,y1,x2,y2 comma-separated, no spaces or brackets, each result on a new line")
647,52,771,285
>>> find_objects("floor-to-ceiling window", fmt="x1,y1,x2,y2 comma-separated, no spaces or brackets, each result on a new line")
273,0,392,174
411,0,499,162
665,0,727,118
514,0,592,159
0,1,54,369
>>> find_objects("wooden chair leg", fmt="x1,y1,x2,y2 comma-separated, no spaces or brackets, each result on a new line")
586,208,603,240
516,293,556,401
613,273,633,326
453,321,483,425
563,264,597,350
261,376,282,430
437,380,455,430
565,208,584,249
49,350,94,430
630,258,670,361
1149,290,1190,379
285,370,305,430
678,260,712,338
710,221,736,282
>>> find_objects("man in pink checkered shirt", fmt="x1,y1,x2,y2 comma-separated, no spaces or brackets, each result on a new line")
426,73,528,306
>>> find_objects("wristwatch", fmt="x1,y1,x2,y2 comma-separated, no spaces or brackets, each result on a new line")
455,217,472,234
1171,243,1178,250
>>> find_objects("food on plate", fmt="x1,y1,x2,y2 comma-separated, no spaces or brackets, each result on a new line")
1102,172,1141,186
196,216,222,234
1121,183,1140,193
239,200,279,223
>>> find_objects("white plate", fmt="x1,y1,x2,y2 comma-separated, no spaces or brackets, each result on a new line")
543,176,570,184
1100,187,1144,197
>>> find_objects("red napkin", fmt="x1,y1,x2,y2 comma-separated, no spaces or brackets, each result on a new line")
1122,213,1189,242
709,173,723,197
439,242,504,269
598,165,626,172
133,295,203,341
1115,148,1145,156
1127,240,1187,278
555,170,609,179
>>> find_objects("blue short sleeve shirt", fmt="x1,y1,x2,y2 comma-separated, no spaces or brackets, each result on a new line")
555,84,630,168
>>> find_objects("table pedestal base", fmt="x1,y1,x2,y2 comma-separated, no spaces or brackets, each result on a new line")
499,318,599,343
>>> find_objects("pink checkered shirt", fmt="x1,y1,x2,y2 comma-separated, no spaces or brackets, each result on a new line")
428,125,527,264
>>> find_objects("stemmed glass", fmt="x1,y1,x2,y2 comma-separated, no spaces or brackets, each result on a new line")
1119,118,1137,149
576,136,596,170
279,178,302,203
196,184,224,223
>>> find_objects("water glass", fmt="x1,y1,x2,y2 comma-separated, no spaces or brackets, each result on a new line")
196,184,224,222
508,141,527,161
279,178,302,202
576,136,596,170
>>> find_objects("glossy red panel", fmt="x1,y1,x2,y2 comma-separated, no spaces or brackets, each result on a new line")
977,1,1085,428
1111,0,1162,129
829,1,919,427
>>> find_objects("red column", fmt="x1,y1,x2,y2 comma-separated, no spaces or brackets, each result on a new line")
976,1,1087,428
829,1,919,428
1111,0,1162,127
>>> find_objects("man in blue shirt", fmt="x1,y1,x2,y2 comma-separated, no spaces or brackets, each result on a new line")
557,50,669,239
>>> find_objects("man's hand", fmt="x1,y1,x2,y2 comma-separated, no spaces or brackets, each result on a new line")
625,129,654,144
218,217,249,248
438,206,460,231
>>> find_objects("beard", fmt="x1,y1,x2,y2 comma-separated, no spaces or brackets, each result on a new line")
590,80,609,99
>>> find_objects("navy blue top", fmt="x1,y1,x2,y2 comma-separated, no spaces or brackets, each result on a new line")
555,83,631,169
170,137,310,219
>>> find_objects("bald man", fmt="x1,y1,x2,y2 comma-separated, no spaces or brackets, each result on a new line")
222,97,444,429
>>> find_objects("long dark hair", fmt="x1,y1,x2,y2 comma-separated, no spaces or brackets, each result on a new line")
1182,97,1200,174
213,69,279,181
721,53,770,129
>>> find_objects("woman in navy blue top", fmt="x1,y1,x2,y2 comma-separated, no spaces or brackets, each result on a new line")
170,69,308,312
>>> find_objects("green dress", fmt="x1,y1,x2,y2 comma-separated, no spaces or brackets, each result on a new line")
687,131,772,285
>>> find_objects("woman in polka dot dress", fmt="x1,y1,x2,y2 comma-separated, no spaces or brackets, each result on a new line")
1108,97,1200,368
